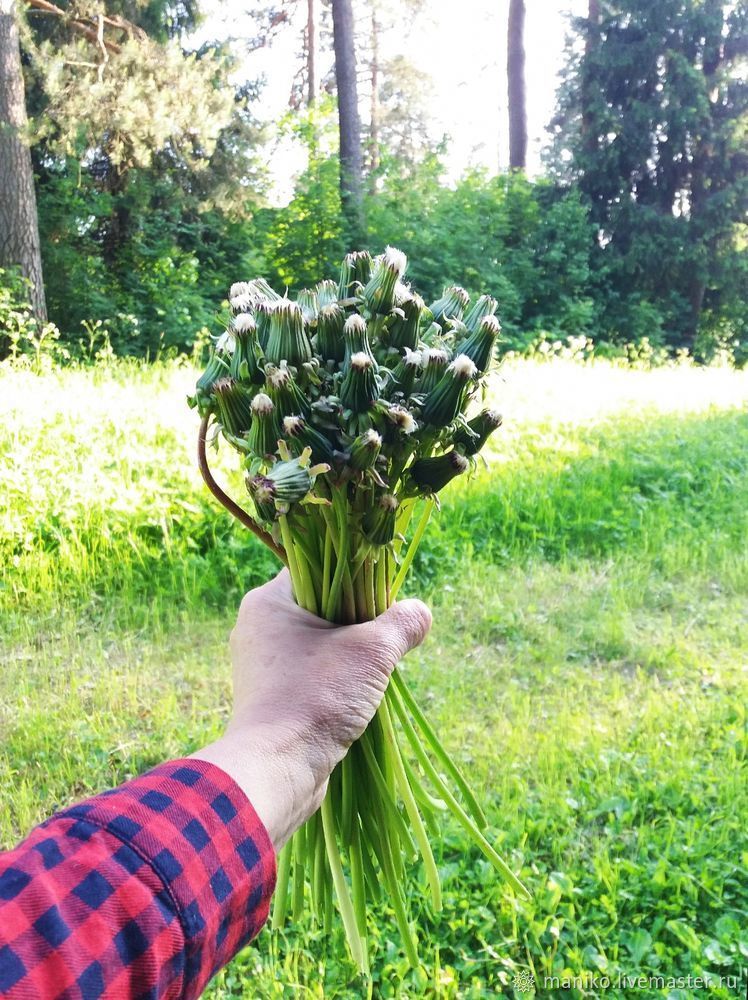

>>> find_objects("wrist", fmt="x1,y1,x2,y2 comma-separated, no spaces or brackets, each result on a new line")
190,727,323,851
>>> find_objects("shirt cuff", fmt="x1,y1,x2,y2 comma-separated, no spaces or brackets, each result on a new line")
57,759,276,996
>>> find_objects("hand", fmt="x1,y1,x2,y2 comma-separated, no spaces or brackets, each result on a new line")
191,570,431,850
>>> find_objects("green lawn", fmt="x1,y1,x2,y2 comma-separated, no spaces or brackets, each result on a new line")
1,358,747,998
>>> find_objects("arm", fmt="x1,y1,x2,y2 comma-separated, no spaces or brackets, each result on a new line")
0,571,430,998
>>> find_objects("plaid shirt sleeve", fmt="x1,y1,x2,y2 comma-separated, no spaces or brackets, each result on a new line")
0,759,276,999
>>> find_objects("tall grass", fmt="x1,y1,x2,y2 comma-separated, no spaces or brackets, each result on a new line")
1,357,747,997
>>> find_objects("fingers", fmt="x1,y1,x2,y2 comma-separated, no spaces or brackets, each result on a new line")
353,599,432,669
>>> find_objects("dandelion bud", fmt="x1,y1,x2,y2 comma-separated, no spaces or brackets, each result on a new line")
388,293,424,351
315,279,339,309
429,285,470,325
213,377,254,437
338,250,373,298
386,404,418,436
248,456,314,519
421,354,477,427
462,294,498,334
410,450,469,492
315,303,345,363
194,350,230,404
255,299,273,350
230,314,263,385
343,313,375,367
265,363,312,420
454,409,503,455
456,314,501,373
247,277,281,303
247,392,282,457
362,246,408,315
362,492,399,545
340,352,380,413
265,300,313,367
391,347,422,397
283,415,336,465
418,347,450,395
350,428,382,470
297,288,319,324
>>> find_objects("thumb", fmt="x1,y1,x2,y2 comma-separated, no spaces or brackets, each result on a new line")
359,598,432,668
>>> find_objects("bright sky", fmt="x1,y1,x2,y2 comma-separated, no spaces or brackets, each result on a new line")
195,0,587,203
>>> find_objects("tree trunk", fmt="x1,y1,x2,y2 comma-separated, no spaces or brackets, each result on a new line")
331,0,364,241
306,0,317,106
0,0,46,324
507,0,527,171
369,3,380,190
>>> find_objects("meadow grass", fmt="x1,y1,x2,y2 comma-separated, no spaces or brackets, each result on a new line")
1,358,747,998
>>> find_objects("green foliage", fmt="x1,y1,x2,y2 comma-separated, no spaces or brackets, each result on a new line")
549,0,748,355
1,358,746,995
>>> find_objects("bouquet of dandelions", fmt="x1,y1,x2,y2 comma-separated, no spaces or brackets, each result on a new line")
190,247,528,971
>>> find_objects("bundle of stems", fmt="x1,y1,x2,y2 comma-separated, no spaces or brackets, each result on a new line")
191,248,528,971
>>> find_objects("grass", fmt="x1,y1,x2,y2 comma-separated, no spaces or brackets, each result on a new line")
1,357,747,997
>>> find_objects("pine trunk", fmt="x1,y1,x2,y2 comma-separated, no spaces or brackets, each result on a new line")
306,0,317,106
0,0,46,324
507,0,527,171
331,0,364,242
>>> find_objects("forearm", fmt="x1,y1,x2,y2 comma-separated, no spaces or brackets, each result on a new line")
0,760,275,1000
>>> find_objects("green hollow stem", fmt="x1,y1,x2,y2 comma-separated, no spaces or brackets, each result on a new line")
321,794,368,973
390,500,433,600
387,681,530,899
390,670,487,829
272,840,293,928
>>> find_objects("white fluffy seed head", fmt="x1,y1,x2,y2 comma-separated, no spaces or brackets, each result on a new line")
383,245,407,276
229,281,250,299
350,351,373,370
344,313,367,335
421,347,448,367
233,313,257,334
402,347,422,367
216,330,234,354
283,415,304,434
480,314,501,335
451,452,470,473
230,293,253,313
380,493,399,511
449,354,477,379
388,405,417,434
251,392,274,415
362,429,382,447
266,365,290,388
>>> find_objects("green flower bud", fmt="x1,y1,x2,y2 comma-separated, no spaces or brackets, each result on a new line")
315,279,339,309
428,285,470,325
462,294,498,334
230,314,264,385
453,408,503,455
338,250,373,299
388,293,425,351
410,450,469,492
194,350,230,403
421,354,477,426
297,288,318,324
315,303,345,362
255,299,273,350
343,314,375,367
213,377,254,437
265,363,312,420
283,415,336,465
248,456,314,519
455,314,501,373
349,428,382,470
265,300,313,367
247,277,281,303
362,492,399,546
247,392,282,458
418,347,450,395
362,246,407,315
391,347,422,397
340,352,380,413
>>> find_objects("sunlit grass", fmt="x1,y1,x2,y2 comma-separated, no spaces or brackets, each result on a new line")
1,357,747,997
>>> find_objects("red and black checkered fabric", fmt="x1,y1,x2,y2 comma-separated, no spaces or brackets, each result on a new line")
0,759,276,999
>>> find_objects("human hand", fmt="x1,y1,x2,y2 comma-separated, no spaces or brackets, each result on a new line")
192,570,431,850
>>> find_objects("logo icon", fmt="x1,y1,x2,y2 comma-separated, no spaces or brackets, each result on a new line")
512,969,535,994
